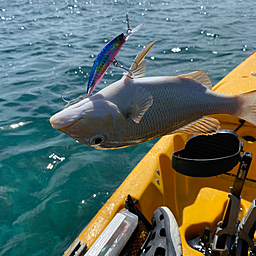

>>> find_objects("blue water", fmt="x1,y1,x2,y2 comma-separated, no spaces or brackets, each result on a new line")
0,0,255,255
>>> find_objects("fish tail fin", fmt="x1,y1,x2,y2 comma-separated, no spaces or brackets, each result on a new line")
237,90,256,126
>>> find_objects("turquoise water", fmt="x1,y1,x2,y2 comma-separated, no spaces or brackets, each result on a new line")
0,0,255,255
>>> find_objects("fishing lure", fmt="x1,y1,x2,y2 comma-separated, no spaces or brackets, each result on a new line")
86,13,143,96
62,14,142,107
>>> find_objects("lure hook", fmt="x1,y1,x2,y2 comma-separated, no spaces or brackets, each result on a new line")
61,92,70,103
61,92,88,108
113,59,138,79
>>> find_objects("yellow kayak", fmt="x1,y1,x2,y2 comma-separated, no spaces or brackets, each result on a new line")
63,51,256,256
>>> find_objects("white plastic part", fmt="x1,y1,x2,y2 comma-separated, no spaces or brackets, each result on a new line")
85,208,138,256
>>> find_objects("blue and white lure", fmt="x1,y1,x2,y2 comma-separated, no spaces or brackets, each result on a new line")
62,13,143,106
87,13,143,96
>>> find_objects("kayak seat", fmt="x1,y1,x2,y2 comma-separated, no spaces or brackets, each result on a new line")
172,130,241,177
140,207,182,256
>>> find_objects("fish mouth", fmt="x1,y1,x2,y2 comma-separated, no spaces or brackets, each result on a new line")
50,114,81,129
50,111,82,129
50,98,88,129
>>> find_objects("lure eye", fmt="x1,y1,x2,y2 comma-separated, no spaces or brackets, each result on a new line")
117,34,124,43
90,135,105,145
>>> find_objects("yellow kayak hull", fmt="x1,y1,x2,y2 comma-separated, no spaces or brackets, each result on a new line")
64,51,256,256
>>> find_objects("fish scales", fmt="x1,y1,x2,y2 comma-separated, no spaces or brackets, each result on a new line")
97,77,242,144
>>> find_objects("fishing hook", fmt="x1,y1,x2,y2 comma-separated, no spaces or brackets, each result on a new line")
61,92,88,108
113,59,138,79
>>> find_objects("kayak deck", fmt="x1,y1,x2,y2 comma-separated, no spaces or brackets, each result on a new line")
63,51,256,256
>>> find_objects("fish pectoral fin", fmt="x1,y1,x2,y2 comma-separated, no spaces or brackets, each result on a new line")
128,87,153,124
178,71,212,89
127,41,155,79
175,116,220,135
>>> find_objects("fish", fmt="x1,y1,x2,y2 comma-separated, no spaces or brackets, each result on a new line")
50,41,256,150
87,23,143,96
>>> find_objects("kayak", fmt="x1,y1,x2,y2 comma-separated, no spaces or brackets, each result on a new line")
63,51,256,256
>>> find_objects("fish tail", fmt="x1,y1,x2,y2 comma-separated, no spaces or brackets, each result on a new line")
237,90,256,126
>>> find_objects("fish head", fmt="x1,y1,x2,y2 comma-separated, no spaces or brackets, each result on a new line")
50,98,126,149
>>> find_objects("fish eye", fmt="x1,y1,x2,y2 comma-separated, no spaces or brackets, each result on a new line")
90,135,105,145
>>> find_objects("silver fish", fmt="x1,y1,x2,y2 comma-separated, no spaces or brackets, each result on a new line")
50,42,256,149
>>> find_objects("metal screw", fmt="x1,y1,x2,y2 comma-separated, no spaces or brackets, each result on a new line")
156,169,160,175
156,179,160,185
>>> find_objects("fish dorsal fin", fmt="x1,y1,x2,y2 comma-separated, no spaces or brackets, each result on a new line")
128,86,153,123
132,59,146,78
175,116,220,135
128,41,155,79
178,71,212,90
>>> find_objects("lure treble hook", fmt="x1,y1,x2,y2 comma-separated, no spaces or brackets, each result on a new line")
113,59,138,79
61,92,88,108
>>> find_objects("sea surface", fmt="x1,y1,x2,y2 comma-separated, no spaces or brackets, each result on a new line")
0,0,255,255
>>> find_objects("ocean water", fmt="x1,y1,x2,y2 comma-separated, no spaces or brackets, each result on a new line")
0,0,255,255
